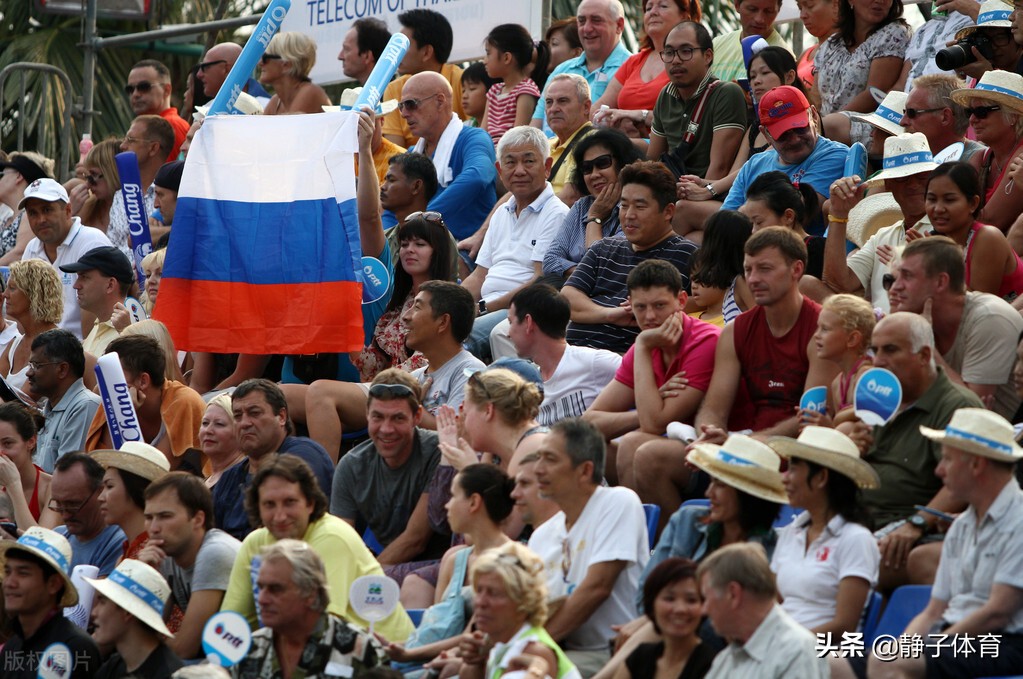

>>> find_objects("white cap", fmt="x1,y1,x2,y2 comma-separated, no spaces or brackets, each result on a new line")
18,178,69,209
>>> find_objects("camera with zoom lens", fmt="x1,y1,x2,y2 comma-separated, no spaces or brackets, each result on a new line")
935,33,996,71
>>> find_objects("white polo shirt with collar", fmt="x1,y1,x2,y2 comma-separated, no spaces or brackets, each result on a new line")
23,217,114,339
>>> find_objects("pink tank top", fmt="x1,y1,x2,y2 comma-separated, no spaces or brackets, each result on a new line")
964,221,1023,301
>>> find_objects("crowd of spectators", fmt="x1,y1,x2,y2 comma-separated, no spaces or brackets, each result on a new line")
7,0,1023,677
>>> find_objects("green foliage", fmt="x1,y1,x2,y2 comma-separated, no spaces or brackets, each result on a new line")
0,1,263,174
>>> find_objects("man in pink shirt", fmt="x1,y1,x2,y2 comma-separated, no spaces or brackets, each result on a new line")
583,258,719,494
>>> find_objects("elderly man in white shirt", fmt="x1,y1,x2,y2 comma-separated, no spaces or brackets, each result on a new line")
461,126,568,362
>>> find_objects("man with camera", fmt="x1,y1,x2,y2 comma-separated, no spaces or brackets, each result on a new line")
940,0,1023,79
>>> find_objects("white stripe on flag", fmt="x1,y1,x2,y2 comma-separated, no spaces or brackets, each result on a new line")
179,112,359,204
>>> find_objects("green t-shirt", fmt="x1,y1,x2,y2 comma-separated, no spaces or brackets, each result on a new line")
651,76,748,178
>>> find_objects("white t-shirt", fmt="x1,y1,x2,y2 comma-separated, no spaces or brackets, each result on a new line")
23,218,114,339
528,486,649,650
771,512,879,629
539,345,622,425
477,183,567,302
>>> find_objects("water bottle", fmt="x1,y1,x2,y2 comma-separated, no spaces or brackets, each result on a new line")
79,133,93,160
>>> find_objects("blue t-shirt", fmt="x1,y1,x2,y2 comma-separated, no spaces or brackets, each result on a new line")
212,437,335,541
55,523,126,577
532,42,633,132
722,137,849,211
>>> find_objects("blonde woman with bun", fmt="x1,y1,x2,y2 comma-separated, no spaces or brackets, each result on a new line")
260,32,331,115
199,392,243,488
436,365,545,472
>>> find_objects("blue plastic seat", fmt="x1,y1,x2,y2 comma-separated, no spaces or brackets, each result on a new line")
642,504,660,550
861,590,884,639
866,585,932,647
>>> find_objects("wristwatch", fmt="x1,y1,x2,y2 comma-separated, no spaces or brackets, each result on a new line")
705,183,718,199
907,514,928,533
478,299,489,316
583,216,604,225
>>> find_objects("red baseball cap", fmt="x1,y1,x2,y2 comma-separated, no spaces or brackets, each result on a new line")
759,86,811,138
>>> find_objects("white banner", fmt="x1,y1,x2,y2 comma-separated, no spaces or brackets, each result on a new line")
282,0,546,86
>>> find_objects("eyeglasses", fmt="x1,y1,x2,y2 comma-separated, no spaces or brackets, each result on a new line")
397,93,441,113
659,46,701,63
882,273,896,291
123,135,156,146
46,485,97,516
368,383,417,399
86,173,104,185
124,82,157,95
580,154,614,175
197,59,227,72
404,210,445,226
467,371,495,401
28,360,61,371
260,54,283,64
966,105,1001,119
903,107,943,119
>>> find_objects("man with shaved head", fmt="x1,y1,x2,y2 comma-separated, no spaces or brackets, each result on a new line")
196,42,270,106
401,71,496,242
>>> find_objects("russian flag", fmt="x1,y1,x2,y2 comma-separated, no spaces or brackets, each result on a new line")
154,113,365,354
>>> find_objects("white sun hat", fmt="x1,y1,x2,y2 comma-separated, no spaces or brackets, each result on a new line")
91,441,170,482
956,0,1014,40
919,407,1023,462
847,192,905,247
324,87,399,116
849,90,908,137
865,132,938,187
0,527,78,607
85,559,174,637
687,434,788,504
768,426,881,489
950,69,1023,115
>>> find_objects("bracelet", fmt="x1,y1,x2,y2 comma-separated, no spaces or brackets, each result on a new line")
827,215,849,223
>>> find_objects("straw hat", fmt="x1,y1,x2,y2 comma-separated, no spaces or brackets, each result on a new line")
327,87,399,116
0,527,78,607
920,408,1023,462
196,91,264,117
956,0,1014,39
865,133,938,187
847,191,905,247
950,70,1023,115
768,426,881,489
849,91,908,137
85,559,174,637
92,441,170,482
687,434,788,504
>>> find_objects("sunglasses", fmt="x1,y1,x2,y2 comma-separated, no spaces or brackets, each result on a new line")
368,383,417,399
580,154,614,175
882,273,896,291
903,107,943,119
405,210,445,226
966,105,1001,119
197,59,227,72
260,54,283,64
86,172,104,185
397,93,441,113
124,81,158,95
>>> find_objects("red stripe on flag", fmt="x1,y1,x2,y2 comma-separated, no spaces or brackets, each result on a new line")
153,278,365,354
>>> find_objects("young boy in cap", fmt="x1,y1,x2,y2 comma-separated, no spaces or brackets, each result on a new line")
0,526,101,678
59,245,137,355
89,558,184,679
152,160,183,237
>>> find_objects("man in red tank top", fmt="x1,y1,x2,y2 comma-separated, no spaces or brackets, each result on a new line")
693,227,838,443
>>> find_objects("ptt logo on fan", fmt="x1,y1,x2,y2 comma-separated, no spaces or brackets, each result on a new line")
215,623,246,648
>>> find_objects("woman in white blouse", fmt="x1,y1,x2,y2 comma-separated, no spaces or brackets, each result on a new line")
769,426,881,635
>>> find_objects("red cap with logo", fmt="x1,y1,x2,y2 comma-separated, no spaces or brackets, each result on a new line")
759,86,811,139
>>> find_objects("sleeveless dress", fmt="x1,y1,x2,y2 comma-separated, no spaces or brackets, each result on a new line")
963,221,1023,301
